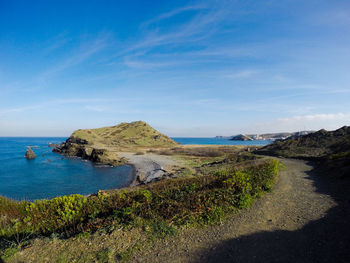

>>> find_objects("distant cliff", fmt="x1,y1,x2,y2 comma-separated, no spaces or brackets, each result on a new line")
217,131,313,141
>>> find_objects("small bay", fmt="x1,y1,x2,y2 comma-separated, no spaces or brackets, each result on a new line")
0,137,133,201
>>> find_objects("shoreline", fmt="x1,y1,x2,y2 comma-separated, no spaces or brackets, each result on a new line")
128,163,138,187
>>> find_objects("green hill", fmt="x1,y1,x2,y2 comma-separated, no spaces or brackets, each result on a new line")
255,126,350,177
53,121,178,166
256,126,350,158
70,121,177,148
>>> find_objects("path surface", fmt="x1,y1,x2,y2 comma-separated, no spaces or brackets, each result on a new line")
131,158,350,262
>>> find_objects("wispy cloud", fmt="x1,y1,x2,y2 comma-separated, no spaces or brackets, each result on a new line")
306,5,350,27
38,33,110,82
1,1,350,136
41,32,71,55
113,1,236,58
140,5,207,29
0,97,136,116
225,70,257,79
84,105,108,112
251,113,350,133
278,113,350,123
123,57,179,69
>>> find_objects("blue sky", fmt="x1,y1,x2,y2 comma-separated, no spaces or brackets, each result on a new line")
0,0,349,137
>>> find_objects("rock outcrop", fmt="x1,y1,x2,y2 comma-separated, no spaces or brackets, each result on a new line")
230,134,253,141
25,147,36,159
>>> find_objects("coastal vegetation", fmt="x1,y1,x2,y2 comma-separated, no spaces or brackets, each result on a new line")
256,126,350,178
0,150,281,262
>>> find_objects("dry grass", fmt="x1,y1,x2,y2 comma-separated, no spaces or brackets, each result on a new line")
148,145,240,157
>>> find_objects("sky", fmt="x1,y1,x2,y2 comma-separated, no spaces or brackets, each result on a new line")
0,0,350,137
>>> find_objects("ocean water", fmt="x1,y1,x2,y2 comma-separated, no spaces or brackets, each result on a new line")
0,137,133,201
172,137,272,146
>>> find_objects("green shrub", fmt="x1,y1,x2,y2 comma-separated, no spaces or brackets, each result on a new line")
95,248,112,263
24,194,88,233
147,219,176,237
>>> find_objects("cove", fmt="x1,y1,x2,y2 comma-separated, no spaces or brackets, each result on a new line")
0,137,133,201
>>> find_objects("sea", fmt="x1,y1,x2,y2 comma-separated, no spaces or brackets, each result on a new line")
0,137,133,201
0,137,271,201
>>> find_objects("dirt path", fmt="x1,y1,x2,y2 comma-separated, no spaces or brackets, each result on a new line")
131,158,350,262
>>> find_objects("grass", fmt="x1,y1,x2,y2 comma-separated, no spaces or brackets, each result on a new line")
150,146,239,157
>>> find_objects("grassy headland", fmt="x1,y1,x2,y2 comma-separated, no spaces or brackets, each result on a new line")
71,121,178,149
53,121,178,166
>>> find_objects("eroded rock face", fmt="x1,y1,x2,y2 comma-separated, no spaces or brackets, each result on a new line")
53,141,125,166
25,147,36,159
66,137,88,145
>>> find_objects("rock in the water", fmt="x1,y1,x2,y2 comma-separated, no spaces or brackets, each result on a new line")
230,134,253,141
25,147,36,159
48,143,58,147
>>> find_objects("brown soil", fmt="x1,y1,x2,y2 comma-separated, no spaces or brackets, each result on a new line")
130,158,350,263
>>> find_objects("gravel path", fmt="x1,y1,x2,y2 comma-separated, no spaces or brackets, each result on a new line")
131,158,350,262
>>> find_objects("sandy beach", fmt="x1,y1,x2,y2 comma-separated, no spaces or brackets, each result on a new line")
117,152,182,186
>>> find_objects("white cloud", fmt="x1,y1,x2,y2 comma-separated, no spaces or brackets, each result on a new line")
278,113,350,122
117,1,235,56
252,113,350,133
0,98,136,116
140,5,207,29
37,33,110,82
225,70,257,79
84,105,108,112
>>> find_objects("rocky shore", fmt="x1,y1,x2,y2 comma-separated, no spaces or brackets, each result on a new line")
53,137,127,167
